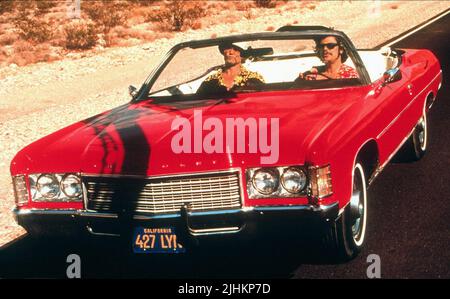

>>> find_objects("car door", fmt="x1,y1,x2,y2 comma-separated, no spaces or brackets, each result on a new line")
368,64,415,165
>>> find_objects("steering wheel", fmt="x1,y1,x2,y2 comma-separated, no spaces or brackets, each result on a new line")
316,72,334,80
295,70,334,82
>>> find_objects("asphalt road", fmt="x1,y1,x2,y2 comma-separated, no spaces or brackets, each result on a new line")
0,13,449,279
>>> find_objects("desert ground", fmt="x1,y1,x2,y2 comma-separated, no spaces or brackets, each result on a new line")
0,0,449,246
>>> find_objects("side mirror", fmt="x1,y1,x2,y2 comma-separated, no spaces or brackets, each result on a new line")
382,67,402,86
129,85,138,98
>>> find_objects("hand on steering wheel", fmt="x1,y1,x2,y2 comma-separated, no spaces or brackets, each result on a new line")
316,72,334,80
296,70,316,81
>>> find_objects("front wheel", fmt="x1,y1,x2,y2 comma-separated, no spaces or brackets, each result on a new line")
322,162,368,261
410,113,428,160
398,113,428,161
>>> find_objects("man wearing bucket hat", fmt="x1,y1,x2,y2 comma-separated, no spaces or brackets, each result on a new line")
197,42,265,95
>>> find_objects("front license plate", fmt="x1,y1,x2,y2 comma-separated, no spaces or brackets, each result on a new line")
132,227,186,254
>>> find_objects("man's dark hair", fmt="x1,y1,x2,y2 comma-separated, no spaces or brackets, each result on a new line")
314,36,349,63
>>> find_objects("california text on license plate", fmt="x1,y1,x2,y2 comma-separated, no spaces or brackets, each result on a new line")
132,227,186,253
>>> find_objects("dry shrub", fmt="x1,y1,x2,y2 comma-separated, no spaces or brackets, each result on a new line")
13,10,53,43
144,6,162,22
128,0,158,6
83,1,129,35
390,4,398,9
254,0,276,8
152,0,206,32
265,26,275,31
14,0,36,12
234,1,254,11
64,20,98,50
0,31,18,45
35,0,58,15
0,0,14,14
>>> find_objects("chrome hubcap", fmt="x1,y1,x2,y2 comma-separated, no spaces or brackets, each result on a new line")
351,191,364,237
350,165,367,246
417,117,426,151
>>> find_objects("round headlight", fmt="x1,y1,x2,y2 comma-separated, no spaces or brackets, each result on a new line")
281,167,307,193
252,169,279,195
37,174,60,199
61,174,82,198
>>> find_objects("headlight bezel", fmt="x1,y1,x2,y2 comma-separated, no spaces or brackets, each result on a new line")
246,166,309,199
30,173,84,202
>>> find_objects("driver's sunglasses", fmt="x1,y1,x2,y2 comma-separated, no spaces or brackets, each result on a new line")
318,43,339,50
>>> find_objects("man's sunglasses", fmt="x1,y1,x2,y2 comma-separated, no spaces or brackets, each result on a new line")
318,43,339,50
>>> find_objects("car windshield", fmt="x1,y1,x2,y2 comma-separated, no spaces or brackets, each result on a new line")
146,36,362,99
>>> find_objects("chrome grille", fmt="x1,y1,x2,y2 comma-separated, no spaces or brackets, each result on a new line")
84,172,242,214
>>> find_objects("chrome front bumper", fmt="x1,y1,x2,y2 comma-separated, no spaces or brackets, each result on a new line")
13,203,339,241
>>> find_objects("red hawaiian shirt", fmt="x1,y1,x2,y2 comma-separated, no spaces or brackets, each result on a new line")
305,64,359,80
338,64,359,79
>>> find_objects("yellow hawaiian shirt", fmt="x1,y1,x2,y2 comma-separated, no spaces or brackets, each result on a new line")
204,65,265,89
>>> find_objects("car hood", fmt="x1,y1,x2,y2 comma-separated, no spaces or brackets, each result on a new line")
11,88,367,176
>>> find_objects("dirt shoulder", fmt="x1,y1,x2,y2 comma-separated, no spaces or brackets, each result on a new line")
0,1,448,246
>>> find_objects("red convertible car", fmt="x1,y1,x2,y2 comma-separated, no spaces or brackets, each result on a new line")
10,26,442,260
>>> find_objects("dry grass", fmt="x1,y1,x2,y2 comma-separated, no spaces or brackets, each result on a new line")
108,25,159,46
0,0,288,67
8,40,56,66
